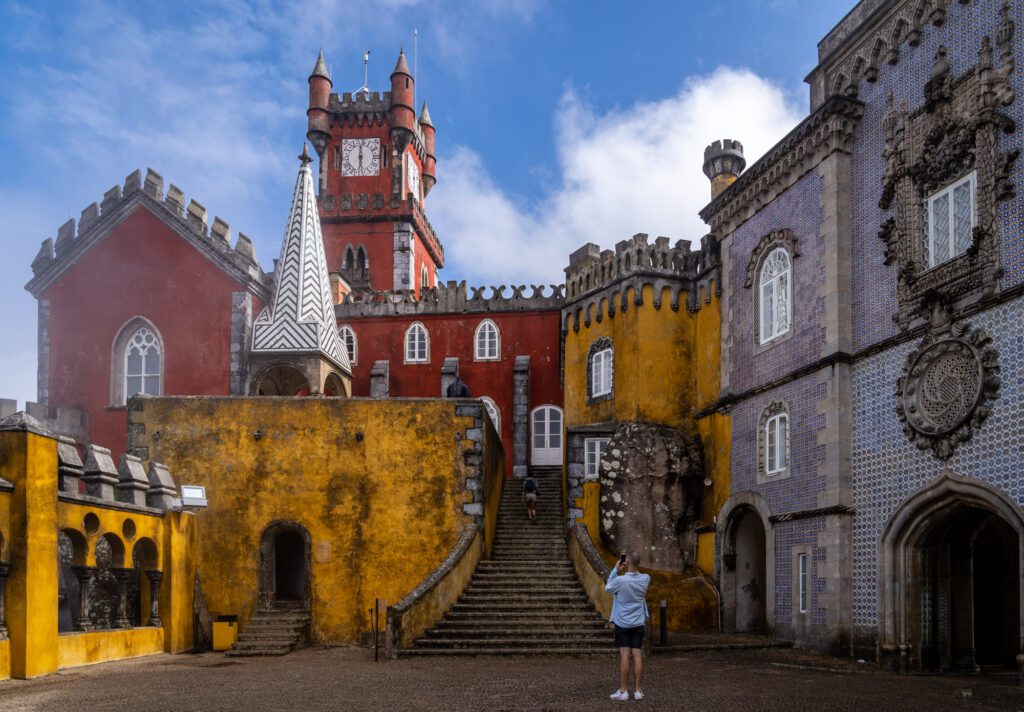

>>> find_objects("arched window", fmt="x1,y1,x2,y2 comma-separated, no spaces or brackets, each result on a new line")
480,396,500,436
339,325,357,365
587,336,613,403
759,248,791,345
759,402,789,478
344,246,355,270
357,246,367,268
111,318,163,406
405,322,429,363
474,319,499,361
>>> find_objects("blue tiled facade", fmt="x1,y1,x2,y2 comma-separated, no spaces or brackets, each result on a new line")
714,0,1023,659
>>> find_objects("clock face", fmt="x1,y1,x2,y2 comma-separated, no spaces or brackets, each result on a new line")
406,153,421,200
341,138,380,177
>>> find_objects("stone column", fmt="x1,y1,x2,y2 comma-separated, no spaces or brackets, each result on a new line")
370,361,390,398
71,565,96,631
0,562,9,640
512,356,530,478
146,571,163,627
113,568,134,629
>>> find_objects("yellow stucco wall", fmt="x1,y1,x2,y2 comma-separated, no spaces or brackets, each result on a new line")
131,397,494,644
57,628,164,670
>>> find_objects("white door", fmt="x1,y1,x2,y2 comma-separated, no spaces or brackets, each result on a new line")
531,406,563,466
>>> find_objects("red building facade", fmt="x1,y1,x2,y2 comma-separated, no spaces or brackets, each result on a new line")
22,49,565,479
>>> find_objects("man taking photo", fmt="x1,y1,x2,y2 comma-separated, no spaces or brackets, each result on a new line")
605,551,651,701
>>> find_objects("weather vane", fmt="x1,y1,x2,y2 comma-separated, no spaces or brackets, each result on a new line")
354,49,371,97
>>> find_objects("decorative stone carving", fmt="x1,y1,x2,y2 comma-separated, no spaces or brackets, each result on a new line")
743,229,799,288
879,32,1018,330
896,311,1001,460
598,423,705,569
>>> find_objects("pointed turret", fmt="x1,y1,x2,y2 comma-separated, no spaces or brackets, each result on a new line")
249,145,351,396
307,50,332,165
419,101,437,197
389,47,416,150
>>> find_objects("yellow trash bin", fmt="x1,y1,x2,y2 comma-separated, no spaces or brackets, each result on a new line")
213,617,238,651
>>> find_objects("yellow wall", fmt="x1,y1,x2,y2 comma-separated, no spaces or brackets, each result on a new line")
57,628,163,670
131,397,496,644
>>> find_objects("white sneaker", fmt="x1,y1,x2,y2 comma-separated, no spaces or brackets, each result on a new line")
610,690,629,701
634,690,645,701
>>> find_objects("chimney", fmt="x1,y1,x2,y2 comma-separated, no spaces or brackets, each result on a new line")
702,139,745,199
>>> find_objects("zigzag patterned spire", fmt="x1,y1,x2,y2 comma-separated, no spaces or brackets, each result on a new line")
251,145,349,371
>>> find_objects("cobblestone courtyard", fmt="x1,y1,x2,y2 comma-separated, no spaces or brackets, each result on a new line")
1,646,1022,711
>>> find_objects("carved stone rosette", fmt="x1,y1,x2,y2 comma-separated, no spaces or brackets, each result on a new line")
879,20,1018,330
895,319,1001,460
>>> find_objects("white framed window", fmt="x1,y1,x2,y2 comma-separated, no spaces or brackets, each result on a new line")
339,324,357,365
584,438,610,480
124,326,161,400
592,348,613,397
480,396,500,436
798,553,809,613
421,266,428,289
759,248,791,345
474,319,499,361
404,322,429,363
764,412,789,476
924,171,975,269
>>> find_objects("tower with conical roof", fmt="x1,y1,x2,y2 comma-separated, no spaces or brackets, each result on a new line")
304,48,443,297
249,145,352,396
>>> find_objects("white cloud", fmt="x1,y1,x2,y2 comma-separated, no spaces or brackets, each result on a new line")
429,66,803,285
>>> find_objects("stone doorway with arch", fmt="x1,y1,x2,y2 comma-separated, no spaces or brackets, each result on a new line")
718,493,772,635
259,521,312,610
879,474,1023,672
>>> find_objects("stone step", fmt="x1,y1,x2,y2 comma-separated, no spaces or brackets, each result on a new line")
426,627,612,638
399,647,615,657
442,612,606,623
412,638,615,650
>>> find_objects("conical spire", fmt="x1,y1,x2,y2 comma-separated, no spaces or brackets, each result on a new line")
392,47,411,76
251,144,349,372
418,101,433,127
310,49,330,80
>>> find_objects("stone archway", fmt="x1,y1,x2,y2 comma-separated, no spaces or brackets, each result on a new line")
879,474,1024,672
718,492,772,635
252,364,312,396
259,521,312,610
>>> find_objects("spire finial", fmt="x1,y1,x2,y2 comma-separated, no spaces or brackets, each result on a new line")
310,49,330,80
299,143,313,165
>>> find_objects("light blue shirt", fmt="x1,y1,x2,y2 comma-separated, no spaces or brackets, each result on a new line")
605,567,651,628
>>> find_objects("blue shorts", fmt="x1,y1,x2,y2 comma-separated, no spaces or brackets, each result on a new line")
614,624,645,649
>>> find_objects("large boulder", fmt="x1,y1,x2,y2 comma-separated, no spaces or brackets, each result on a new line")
599,422,705,570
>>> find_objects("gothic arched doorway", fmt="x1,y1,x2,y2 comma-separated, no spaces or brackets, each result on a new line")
722,506,768,634
879,475,1023,672
259,522,312,610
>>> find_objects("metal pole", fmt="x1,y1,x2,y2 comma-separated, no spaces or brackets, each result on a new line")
659,600,668,647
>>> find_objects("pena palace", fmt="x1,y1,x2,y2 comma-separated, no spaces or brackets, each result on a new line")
0,0,1022,682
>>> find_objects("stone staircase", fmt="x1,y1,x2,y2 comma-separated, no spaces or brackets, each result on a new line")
226,606,310,657
402,466,615,655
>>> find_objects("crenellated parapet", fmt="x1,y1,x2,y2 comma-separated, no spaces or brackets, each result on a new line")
25,168,271,299
562,231,721,325
336,280,565,318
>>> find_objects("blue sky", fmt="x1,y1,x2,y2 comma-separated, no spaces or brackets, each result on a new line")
0,0,851,405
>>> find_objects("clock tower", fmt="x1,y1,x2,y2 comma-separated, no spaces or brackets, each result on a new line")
306,49,441,296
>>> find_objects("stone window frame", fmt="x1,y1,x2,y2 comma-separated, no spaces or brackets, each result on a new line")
757,400,790,483
586,336,614,405
339,324,358,366
797,551,809,614
404,321,430,364
110,316,164,407
473,319,500,361
743,229,799,354
480,396,501,437
923,170,976,270
583,437,610,481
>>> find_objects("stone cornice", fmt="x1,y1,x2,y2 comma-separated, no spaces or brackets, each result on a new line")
698,95,864,236
25,168,270,301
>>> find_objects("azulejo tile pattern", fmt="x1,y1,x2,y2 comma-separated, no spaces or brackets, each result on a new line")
773,518,827,627
728,170,824,394
850,0,1024,352
850,296,1024,628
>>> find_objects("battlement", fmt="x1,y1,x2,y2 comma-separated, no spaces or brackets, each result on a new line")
26,168,269,297
336,280,565,318
702,139,746,179
0,409,178,512
564,232,720,302
319,192,444,266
